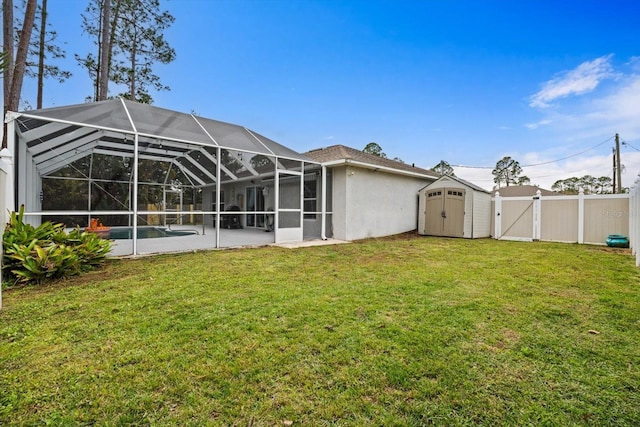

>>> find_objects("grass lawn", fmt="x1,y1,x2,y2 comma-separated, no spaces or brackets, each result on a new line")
1,235,639,425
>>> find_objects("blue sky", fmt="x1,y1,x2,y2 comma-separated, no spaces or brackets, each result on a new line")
20,0,640,190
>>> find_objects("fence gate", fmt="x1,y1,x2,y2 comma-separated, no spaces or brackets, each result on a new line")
424,188,465,237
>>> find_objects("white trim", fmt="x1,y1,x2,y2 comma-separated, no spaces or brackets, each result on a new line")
321,158,436,180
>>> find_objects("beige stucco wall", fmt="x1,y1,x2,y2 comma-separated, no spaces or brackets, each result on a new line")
333,165,432,241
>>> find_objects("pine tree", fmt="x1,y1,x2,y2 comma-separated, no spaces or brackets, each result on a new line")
77,0,176,103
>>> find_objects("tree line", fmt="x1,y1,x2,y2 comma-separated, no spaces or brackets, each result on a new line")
2,0,176,148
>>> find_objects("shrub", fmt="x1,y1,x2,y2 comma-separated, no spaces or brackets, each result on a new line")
2,206,112,285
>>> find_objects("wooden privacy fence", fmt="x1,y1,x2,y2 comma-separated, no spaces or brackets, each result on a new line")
492,190,630,246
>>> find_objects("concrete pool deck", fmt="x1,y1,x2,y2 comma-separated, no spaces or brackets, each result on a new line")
109,226,348,257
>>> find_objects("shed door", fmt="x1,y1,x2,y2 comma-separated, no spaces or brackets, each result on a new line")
424,188,465,237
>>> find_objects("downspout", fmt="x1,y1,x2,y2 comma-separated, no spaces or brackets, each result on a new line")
321,165,327,240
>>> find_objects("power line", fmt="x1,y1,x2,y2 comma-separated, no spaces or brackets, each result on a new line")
622,140,640,152
452,136,614,169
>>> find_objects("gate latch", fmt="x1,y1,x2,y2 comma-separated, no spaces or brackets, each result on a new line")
441,210,446,218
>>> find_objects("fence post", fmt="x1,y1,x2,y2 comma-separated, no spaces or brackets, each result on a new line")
494,191,502,239
533,190,541,241
578,188,585,244
0,147,15,311
632,175,640,266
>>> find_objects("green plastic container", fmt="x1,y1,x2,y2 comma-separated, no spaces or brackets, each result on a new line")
606,234,629,248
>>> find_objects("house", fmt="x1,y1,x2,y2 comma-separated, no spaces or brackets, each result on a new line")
418,175,492,238
3,101,442,255
305,145,438,241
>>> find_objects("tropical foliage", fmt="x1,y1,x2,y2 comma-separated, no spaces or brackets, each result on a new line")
2,206,112,285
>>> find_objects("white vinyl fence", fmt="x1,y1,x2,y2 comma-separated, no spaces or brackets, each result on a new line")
493,189,630,246
629,178,640,266
0,148,14,310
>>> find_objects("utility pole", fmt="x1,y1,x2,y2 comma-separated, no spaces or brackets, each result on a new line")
615,133,622,193
612,147,617,193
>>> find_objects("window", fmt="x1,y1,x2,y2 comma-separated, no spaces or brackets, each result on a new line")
304,175,318,219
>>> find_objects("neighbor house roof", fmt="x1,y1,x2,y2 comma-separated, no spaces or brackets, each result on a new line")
305,145,438,179
493,185,558,197
421,175,490,194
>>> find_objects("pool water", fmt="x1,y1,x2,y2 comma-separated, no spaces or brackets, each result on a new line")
102,226,198,240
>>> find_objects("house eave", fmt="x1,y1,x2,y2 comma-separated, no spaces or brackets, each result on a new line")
321,158,437,180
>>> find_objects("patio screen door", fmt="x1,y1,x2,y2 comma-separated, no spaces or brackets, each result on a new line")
275,169,303,243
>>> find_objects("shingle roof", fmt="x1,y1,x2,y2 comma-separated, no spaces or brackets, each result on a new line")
304,145,438,178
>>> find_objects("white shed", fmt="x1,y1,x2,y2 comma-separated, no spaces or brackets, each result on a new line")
418,176,492,238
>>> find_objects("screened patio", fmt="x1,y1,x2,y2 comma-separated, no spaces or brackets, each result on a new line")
5,98,331,256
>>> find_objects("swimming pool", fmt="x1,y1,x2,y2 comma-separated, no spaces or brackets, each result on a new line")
99,226,199,240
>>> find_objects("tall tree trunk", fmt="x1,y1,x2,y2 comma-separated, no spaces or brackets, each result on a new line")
129,45,136,100
8,0,37,110
37,0,48,108
3,0,15,148
97,0,110,100
3,0,36,148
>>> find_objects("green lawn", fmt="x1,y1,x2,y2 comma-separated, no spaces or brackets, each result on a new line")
1,236,639,426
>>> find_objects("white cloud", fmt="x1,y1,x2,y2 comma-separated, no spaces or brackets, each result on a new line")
586,75,640,132
525,119,552,130
529,54,615,108
628,56,640,72
527,73,640,141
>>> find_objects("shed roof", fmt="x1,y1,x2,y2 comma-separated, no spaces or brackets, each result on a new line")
305,144,438,179
420,175,490,194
